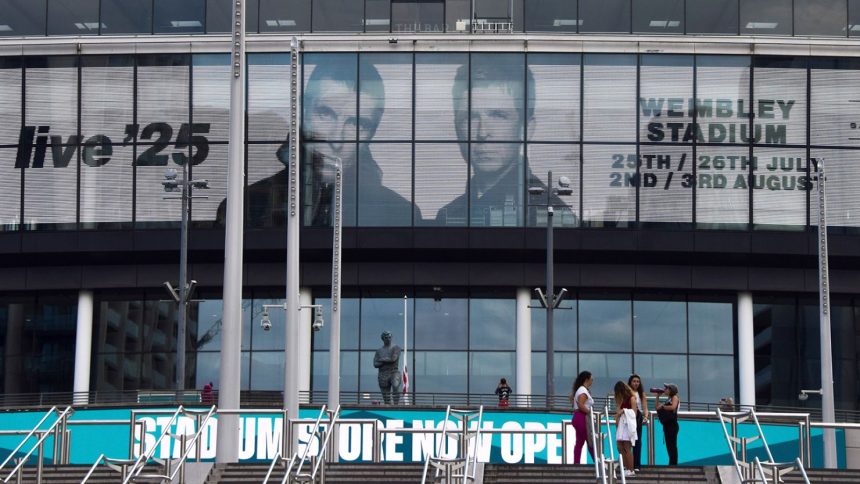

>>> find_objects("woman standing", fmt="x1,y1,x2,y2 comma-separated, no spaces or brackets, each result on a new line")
569,371,594,464
627,374,648,471
614,381,638,478
656,383,681,465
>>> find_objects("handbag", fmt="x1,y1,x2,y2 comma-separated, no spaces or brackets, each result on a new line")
657,405,677,425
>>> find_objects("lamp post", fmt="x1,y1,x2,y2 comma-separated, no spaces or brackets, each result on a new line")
162,163,209,395
528,170,573,408
812,158,837,468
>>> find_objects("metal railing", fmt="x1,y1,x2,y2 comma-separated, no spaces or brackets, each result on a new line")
421,405,484,484
165,405,218,484
601,404,626,484
118,407,183,484
1,406,73,484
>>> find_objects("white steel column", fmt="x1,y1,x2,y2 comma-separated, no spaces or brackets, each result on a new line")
73,290,94,404
217,0,246,464
516,288,532,404
299,288,313,395
737,291,756,408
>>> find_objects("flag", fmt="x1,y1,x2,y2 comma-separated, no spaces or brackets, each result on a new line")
402,364,409,394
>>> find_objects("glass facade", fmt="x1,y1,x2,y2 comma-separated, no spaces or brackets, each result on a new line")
1,0,858,36
3,52,858,231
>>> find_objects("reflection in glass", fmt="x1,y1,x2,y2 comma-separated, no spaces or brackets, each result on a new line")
445,0,471,32
640,55,694,144
686,0,739,34
634,354,688,402
527,145,579,227
579,0,631,33
312,0,364,31
470,352,515,394
365,0,391,31
579,352,631,399
259,0,310,31
360,298,413,350
415,298,468,350
795,0,847,36
2,0,46,36
48,0,99,35
469,299,516,350
197,351,251,390
245,144,288,228
688,301,734,354
531,299,577,351
851,0,860,36
207,0,260,33
251,298,287,351
531,352,580,396
312,350,359,392
740,0,792,35
414,351,468,394
312,298,360,350
250,351,284,390
579,298,632,352
633,0,684,33
809,149,860,228
689,355,733,405
154,0,205,33
524,0,578,32
392,0,445,32
359,145,413,226
695,55,751,145
582,145,636,227
101,0,154,34
633,300,687,354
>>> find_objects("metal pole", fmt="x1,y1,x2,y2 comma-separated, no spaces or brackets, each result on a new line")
402,295,408,405
328,163,342,460
284,36,303,449
216,0,246,464
177,160,189,394
545,171,554,408
816,159,837,468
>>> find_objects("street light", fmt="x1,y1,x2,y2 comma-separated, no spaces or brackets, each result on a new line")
162,163,209,395
528,170,574,408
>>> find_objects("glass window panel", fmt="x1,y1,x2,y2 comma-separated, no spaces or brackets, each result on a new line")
80,146,133,227
695,55,751,145
189,297,252,352
305,142,357,227
137,54,190,134
740,0,792,35
583,54,636,142
753,59,807,145
526,144,579,227
250,351,284,390
360,298,413,350
445,0,471,32
251,298,287,350
531,352,580,397
414,351,468,394
811,61,860,147
141,300,179,353
359,349,386,394
695,146,750,228
688,301,734,354
795,0,847,36
154,0,205,33
190,143,228,224
365,0,391,32
197,351,250,390
248,53,290,142
0,58,22,145
633,0,684,33
2,0,47,36
689,355,734,405
851,0,860,36
528,54,580,142
579,352,632,400
312,350,359,393
810,149,860,227
640,55,694,144
469,299,516,350
752,148,808,228
582,144,636,227
361,54,412,141
414,297,467,350
469,143,523,227
579,297,632,352
48,0,100,35
245,143,287,228
685,0,739,34
259,0,310,31
633,300,687,354
639,145,693,224
469,54,525,142
193,55,231,142
25,57,77,140
531,299,577,351
313,297,360,351
0,150,20,230
633,354,688,402
207,0,260,33
81,55,134,144
392,0,445,32
415,143,468,225
524,0,578,32
470,352,515,394
303,53,357,143
359,143,413,226
580,0,631,33
312,0,364,31
101,0,154,34
415,53,468,140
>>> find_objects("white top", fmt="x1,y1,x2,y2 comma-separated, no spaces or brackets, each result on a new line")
634,393,643,412
574,386,593,411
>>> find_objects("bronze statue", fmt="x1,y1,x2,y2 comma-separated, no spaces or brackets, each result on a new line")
373,330,402,404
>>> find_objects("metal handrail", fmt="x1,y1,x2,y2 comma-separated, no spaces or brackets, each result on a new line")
795,457,811,484
587,407,607,484
753,457,768,483
280,405,329,484
2,406,73,483
121,406,184,484
601,405,625,484
166,405,218,482
301,405,341,482
0,406,60,473
716,408,748,484
81,455,140,483
749,409,776,464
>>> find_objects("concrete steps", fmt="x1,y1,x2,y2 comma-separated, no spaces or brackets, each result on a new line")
1,464,166,484
483,464,717,484
210,462,426,484
782,467,860,483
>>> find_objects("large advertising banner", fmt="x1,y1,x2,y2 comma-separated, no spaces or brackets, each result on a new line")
0,407,846,468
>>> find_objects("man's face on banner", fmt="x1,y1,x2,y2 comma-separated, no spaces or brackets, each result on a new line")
304,78,380,176
455,81,523,179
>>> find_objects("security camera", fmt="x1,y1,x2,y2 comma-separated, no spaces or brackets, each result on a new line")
798,392,809,401
260,311,272,331
558,176,571,188
312,306,324,331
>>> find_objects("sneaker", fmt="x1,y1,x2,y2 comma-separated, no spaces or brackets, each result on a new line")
624,470,636,477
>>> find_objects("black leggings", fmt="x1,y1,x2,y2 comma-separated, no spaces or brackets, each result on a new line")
633,410,643,468
663,422,679,465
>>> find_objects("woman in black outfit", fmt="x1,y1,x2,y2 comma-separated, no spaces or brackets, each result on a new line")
656,383,681,465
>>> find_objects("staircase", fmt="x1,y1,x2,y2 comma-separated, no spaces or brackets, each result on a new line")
482,464,718,483
208,462,426,483
782,467,860,483
2,464,164,483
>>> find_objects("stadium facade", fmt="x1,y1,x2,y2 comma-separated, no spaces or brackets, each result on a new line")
1,0,860,417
